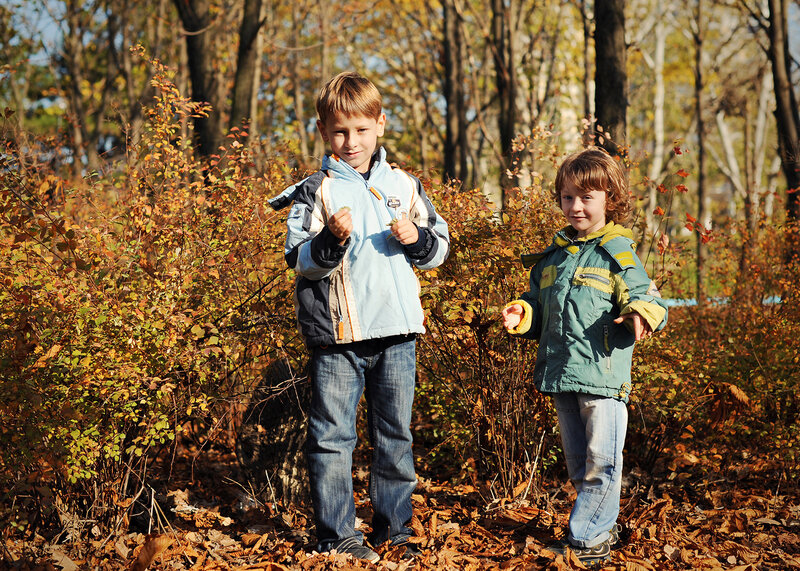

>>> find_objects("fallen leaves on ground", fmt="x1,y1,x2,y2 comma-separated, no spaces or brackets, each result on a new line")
4,446,799,570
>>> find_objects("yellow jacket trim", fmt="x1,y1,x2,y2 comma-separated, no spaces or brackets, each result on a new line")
620,300,667,333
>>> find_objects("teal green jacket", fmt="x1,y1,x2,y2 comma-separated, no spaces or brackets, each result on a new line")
507,222,667,401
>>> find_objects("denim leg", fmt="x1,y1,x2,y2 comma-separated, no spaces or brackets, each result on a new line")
364,337,417,545
553,393,627,548
307,345,365,550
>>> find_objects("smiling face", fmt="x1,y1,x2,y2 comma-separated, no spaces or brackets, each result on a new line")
317,112,386,173
560,180,608,237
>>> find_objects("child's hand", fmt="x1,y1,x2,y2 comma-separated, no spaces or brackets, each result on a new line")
328,207,353,244
390,213,420,245
501,303,524,330
614,311,652,341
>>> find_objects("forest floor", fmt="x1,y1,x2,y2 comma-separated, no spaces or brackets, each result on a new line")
5,436,800,571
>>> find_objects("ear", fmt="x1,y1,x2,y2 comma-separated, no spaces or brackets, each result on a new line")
316,119,329,142
376,113,386,137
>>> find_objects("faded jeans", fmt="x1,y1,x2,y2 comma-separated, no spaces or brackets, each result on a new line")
553,392,627,548
308,335,417,551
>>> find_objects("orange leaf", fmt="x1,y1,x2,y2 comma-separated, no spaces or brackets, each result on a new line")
131,535,172,571
676,169,689,177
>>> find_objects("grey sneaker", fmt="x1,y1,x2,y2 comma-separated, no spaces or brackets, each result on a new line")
545,537,611,565
329,536,380,563
608,523,622,547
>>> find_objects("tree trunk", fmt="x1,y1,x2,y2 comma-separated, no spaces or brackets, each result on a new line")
229,0,264,145
766,0,800,224
443,0,468,183
291,3,310,162
173,0,223,158
579,0,592,145
646,0,666,239
693,0,707,306
235,360,310,506
492,0,518,207
62,1,104,175
314,4,331,161
594,0,627,156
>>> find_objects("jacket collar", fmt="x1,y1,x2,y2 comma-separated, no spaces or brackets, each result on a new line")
322,146,387,182
521,223,633,268
554,222,632,248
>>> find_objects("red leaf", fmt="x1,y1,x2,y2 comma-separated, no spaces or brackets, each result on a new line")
653,206,665,216
676,169,689,178
675,184,688,193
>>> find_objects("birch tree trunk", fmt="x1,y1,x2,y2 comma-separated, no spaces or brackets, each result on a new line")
646,1,667,237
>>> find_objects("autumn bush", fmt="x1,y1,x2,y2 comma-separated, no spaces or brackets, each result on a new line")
627,216,800,478
0,57,306,537
416,140,566,500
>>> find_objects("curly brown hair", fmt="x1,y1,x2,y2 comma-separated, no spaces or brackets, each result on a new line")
552,147,631,225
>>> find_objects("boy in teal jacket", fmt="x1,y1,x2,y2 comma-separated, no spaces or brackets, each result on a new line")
502,147,668,565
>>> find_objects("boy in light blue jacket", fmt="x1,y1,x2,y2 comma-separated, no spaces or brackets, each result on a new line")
270,72,449,563
503,147,667,565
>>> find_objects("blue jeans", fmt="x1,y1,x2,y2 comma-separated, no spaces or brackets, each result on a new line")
552,393,627,548
307,335,417,551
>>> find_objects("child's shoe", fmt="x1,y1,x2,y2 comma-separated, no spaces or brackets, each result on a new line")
545,536,612,565
327,536,380,563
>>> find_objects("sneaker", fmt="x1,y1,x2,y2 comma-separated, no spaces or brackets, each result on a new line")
545,537,611,565
398,541,421,560
328,536,380,563
608,523,622,548
388,535,422,560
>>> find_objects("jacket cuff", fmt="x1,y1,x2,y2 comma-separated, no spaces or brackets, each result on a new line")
620,300,667,332
310,227,349,269
404,225,436,261
504,300,534,335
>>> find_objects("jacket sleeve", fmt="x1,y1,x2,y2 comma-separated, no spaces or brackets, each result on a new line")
277,173,348,281
403,175,450,270
608,242,668,332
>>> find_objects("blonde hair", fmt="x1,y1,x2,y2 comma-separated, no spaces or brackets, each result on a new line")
316,72,382,125
553,147,631,224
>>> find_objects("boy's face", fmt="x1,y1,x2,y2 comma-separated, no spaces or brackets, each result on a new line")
317,112,386,173
560,180,607,237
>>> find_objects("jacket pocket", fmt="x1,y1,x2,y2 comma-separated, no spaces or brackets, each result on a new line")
573,267,614,294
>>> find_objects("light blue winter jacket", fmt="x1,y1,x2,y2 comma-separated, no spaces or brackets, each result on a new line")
269,148,449,347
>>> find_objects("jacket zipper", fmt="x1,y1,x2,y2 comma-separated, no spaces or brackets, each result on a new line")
579,273,611,285
603,324,611,370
